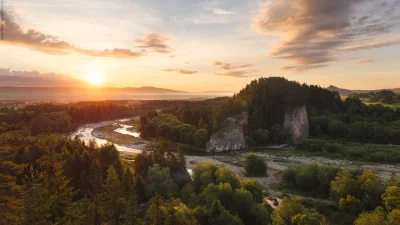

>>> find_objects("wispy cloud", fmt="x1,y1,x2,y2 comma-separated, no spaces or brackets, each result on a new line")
162,69,198,74
210,8,235,15
136,33,172,54
212,61,252,70
253,0,400,71
2,12,172,58
341,37,400,52
215,70,256,78
212,60,256,77
0,68,86,87
353,58,374,64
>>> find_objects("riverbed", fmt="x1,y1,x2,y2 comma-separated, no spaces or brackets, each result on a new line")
69,118,145,153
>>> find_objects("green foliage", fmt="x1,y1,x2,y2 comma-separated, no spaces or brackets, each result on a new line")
242,179,264,203
193,129,209,147
31,111,73,135
271,197,305,225
146,164,178,198
244,153,267,177
338,195,362,214
296,139,400,164
250,129,269,146
97,166,126,224
283,164,340,198
236,77,341,137
354,208,388,225
382,186,400,211
215,167,241,190
139,113,211,148
291,212,326,225
310,96,400,145
269,124,290,144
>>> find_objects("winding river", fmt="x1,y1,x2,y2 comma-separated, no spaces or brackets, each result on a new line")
69,118,144,153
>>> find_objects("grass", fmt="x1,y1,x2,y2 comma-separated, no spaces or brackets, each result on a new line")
295,139,400,164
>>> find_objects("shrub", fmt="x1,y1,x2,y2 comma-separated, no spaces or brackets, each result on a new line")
244,153,267,177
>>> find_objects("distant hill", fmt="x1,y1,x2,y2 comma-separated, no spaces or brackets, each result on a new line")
327,85,400,96
0,86,235,100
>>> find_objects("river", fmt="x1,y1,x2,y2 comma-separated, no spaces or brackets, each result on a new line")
69,118,144,153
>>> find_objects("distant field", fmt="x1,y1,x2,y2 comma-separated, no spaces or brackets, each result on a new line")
341,95,400,110
364,101,400,110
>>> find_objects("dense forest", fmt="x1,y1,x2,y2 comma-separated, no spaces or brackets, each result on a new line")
2,133,399,225
1,77,400,225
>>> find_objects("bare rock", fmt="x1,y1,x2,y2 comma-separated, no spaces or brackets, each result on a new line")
283,105,309,143
206,112,247,152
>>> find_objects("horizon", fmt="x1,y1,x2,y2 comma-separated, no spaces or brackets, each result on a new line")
1,0,400,92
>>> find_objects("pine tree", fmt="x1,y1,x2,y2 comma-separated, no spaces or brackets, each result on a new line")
37,146,75,223
98,165,127,225
0,142,25,224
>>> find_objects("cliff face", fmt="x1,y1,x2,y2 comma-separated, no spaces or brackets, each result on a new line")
206,112,247,152
283,105,309,143
205,106,309,152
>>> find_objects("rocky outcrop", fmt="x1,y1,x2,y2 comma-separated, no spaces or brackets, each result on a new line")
283,105,309,143
206,112,247,152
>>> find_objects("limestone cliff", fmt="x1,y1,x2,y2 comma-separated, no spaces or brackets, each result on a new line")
283,105,309,143
206,112,247,152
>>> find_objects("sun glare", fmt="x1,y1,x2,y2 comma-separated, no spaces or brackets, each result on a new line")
85,72,104,85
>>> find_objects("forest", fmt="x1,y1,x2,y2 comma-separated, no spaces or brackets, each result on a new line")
1,77,400,225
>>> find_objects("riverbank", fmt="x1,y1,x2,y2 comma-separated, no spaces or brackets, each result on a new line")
92,124,144,146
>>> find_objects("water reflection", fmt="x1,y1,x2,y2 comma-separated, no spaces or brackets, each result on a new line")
114,124,140,137
70,120,143,153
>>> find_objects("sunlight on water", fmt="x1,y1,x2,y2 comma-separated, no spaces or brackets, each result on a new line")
114,124,140,137
70,120,143,153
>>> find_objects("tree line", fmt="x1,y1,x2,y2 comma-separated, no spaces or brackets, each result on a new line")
282,164,400,225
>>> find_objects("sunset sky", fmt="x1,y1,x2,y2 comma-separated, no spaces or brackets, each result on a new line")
1,0,400,92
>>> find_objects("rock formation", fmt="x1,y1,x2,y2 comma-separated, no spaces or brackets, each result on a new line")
206,112,247,152
283,105,309,143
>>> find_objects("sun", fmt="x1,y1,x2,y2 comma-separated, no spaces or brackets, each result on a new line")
85,72,104,85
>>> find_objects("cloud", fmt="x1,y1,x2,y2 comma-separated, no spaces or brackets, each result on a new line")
0,68,86,87
210,8,235,15
215,70,257,78
341,37,400,52
1,12,171,58
136,33,172,54
253,0,400,71
277,64,327,72
162,69,198,74
353,58,374,64
212,61,252,70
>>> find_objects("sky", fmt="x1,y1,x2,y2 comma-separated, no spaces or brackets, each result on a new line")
0,0,400,92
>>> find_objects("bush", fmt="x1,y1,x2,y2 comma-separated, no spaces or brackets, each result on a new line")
244,153,267,177
193,129,209,147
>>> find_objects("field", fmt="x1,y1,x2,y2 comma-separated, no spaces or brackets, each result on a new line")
364,101,400,110
341,96,400,109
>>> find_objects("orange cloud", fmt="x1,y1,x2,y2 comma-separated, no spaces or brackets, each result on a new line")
1,12,172,59
253,0,400,71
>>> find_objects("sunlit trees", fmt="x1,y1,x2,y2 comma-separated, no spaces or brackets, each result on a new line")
382,186,400,211
271,197,305,225
31,111,73,135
